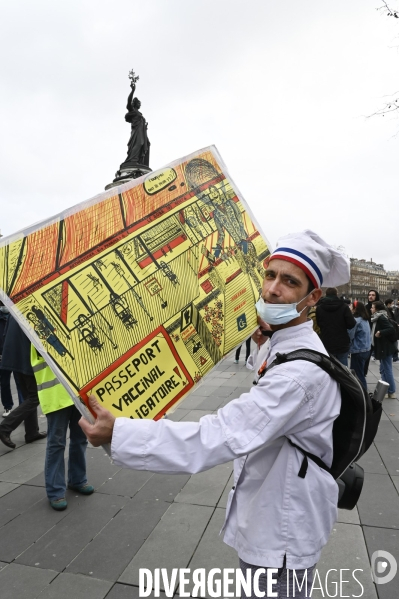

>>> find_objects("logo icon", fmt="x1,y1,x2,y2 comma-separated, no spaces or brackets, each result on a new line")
371,550,397,585
237,314,247,331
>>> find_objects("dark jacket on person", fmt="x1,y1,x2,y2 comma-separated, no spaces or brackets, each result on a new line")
372,312,397,360
316,295,356,354
0,315,34,376
0,308,9,355
366,289,380,322
386,306,398,323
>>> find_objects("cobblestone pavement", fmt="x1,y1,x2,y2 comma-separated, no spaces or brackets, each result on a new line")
0,351,398,598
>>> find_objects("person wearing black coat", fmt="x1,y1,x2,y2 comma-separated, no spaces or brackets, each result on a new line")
0,303,14,415
316,287,356,366
385,299,399,362
0,315,47,449
366,289,380,319
0,303,25,416
371,300,397,398
364,289,381,374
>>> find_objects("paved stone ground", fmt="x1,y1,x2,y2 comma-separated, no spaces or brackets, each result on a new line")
0,352,398,598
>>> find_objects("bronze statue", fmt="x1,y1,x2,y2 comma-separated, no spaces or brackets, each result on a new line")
105,69,152,190
125,96,150,167
123,70,150,168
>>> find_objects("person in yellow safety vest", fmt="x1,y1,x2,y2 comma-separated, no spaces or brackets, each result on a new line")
31,345,94,511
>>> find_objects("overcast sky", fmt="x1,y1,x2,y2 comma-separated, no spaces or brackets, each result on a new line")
1,0,399,270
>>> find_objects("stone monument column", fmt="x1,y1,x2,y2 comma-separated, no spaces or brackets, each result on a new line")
105,69,152,190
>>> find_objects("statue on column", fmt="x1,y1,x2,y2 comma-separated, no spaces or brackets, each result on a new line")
124,70,150,167
105,69,152,190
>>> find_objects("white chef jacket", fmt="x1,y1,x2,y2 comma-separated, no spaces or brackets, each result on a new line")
111,320,341,569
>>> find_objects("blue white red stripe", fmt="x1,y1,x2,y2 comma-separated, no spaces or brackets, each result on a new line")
270,247,323,289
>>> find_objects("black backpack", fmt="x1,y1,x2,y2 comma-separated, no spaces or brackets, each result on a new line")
260,350,382,510
386,316,399,342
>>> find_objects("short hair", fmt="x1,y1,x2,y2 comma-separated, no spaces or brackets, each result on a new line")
306,276,315,294
385,298,393,306
325,287,338,296
372,300,385,311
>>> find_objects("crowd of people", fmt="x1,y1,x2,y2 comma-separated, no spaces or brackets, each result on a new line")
313,288,398,397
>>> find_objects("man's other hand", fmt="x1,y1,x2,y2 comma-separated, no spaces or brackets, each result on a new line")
252,317,272,346
79,395,116,447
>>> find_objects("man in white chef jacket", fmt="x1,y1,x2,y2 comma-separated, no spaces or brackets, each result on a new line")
80,230,349,599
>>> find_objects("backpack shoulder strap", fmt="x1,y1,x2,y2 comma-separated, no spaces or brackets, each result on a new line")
264,348,342,379
287,439,332,478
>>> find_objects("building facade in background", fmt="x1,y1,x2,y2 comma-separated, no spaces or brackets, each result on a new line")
336,259,399,302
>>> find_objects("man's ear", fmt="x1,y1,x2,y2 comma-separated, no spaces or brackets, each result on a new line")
308,288,322,306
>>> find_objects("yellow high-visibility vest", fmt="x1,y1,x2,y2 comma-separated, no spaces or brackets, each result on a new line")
30,345,73,414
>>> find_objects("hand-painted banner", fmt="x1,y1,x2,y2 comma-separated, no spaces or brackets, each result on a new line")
0,146,271,420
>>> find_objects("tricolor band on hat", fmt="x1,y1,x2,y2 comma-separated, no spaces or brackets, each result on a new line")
268,230,350,289
269,247,323,289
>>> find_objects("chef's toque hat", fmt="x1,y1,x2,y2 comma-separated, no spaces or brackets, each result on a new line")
269,230,350,289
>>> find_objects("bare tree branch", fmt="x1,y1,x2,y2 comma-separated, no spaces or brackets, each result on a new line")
377,1,399,17
369,3,399,117
367,93,399,118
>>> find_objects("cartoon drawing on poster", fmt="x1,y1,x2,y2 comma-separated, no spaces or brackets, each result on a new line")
0,146,271,421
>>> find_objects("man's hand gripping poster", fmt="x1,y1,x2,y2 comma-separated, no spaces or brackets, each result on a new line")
0,147,271,421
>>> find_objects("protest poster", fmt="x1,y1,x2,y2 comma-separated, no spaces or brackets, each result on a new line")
0,146,271,421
